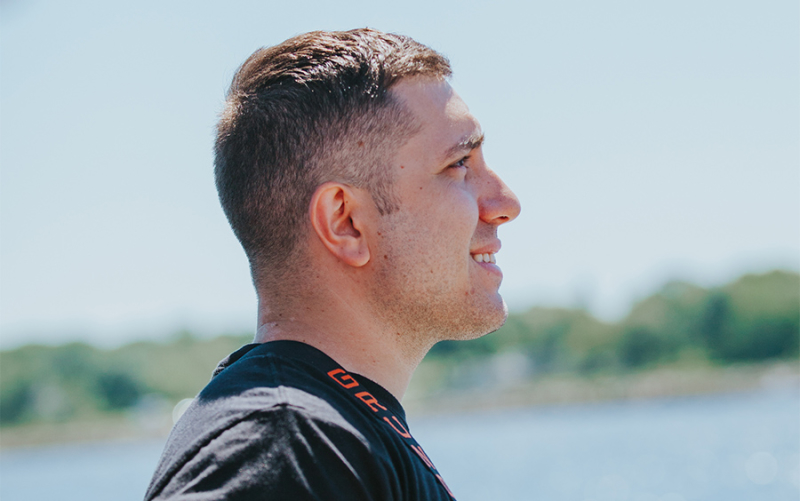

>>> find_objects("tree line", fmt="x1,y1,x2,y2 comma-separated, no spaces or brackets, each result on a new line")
425,270,798,390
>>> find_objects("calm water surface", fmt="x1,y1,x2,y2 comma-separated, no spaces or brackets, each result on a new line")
1,389,797,501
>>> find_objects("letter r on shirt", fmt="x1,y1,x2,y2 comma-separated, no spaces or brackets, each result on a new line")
355,391,388,413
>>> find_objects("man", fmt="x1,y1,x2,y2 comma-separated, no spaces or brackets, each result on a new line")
145,28,519,500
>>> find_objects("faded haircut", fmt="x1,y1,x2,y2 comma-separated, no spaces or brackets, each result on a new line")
215,28,451,288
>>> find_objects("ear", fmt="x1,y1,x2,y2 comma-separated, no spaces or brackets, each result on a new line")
309,182,371,267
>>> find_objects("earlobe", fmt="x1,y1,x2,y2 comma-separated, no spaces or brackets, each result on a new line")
309,183,371,267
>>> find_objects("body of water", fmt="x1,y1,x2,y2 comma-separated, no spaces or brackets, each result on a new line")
1,388,797,500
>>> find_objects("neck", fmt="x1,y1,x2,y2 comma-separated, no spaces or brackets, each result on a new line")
254,288,430,400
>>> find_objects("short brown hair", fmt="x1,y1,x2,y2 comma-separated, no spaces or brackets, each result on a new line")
215,28,451,287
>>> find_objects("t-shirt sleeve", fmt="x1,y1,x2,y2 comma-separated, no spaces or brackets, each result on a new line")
148,406,393,501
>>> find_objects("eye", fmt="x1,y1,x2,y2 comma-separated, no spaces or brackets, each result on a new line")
450,155,470,169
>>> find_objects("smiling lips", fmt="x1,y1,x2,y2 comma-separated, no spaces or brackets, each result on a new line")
471,253,496,264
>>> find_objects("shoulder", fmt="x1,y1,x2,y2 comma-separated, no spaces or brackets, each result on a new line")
148,403,394,501
145,347,398,500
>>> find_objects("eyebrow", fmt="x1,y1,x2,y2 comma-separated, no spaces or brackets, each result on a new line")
442,130,485,162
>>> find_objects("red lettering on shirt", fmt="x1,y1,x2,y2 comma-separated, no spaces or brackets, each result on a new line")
354,391,388,413
411,444,434,469
327,368,359,389
436,474,455,498
383,415,412,438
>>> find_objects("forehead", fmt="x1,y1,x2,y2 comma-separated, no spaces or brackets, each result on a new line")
390,78,482,166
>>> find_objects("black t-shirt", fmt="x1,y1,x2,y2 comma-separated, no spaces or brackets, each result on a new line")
144,340,455,500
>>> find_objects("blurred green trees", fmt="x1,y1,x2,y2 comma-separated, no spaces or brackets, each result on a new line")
0,334,249,427
1,270,797,427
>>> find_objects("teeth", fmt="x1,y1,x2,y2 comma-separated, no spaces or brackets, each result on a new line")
472,253,496,264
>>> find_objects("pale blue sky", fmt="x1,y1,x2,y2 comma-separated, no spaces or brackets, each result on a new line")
1,0,798,348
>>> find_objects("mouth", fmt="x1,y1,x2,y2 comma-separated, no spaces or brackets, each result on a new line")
471,252,496,264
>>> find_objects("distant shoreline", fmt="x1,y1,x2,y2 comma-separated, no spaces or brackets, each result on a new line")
403,361,800,416
404,360,799,416
1,360,796,450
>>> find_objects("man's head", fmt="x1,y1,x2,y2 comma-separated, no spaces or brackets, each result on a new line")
215,29,451,288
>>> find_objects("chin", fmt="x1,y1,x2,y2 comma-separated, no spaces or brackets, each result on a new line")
450,294,509,341
485,296,510,333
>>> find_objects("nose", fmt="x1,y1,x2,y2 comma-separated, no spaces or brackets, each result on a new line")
478,168,521,225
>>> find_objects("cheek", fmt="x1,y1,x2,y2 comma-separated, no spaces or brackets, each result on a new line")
387,186,479,265
427,191,479,242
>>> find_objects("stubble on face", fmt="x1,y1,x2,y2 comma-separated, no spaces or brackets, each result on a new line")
368,209,509,352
